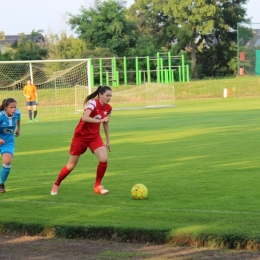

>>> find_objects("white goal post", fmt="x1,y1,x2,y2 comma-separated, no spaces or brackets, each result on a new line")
0,59,91,115
0,59,175,115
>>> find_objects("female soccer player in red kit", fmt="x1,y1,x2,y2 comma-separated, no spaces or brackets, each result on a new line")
51,86,112,195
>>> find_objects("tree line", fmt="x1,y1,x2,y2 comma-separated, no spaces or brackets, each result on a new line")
0,0,254,79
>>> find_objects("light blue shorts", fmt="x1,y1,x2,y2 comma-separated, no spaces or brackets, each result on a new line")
0,142,14,156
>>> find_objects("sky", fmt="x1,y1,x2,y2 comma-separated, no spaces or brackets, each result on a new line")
0,0,258,36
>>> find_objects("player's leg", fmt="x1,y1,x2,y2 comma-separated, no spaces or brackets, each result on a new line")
0,152,13,193
27,103,32,122
59,154,80,183
50,155,80,195
51,138,87,195
93,139,109,194
32,103,38,122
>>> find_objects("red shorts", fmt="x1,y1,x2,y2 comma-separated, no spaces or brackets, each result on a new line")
69,135,104,156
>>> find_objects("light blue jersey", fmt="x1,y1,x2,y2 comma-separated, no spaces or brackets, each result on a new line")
0,108,21,144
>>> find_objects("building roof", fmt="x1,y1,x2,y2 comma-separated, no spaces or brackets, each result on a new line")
0,34,45,47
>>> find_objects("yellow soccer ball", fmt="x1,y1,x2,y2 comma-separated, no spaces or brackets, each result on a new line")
131,184,148,200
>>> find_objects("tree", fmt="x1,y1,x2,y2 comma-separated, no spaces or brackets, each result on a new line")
0,31,13,60
13,30,48,60
0,50,13,61
129,0,249,77
45,32,87,59
68,0,137,57
128,0,175,52
0,31,4,40
162,0,249,77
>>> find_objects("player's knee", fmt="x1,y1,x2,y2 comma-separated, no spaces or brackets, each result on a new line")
3,157,12,165
99,157,108,163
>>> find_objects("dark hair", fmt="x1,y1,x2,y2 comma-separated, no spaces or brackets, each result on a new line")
0,98,17,111
84,86,112,105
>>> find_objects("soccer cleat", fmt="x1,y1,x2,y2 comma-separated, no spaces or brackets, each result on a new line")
34,117,39,122
51,184,59,195
0,183,6,193
94,185,109,195
27,120,32,123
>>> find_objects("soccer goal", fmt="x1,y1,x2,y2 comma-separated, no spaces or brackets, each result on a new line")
110,83,175,110
0,59,175,115
0,59,91,115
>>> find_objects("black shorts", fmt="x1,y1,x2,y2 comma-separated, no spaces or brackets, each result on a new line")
26,101,37,106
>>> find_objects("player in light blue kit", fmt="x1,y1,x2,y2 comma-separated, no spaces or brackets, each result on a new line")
0,98,21,193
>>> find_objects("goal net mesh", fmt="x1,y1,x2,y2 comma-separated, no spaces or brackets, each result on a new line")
0,60,175,115
111,83,175,110
0,60,89,115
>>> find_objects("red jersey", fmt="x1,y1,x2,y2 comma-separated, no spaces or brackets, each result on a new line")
73,98,112,140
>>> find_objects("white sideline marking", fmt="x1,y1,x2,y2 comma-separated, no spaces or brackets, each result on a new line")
2,199,260,216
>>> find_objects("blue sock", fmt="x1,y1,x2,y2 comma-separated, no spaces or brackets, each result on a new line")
0,164,11,184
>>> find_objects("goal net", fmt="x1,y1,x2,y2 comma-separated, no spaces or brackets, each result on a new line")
0,59,175,115
110,83,175,110
0,59,90,115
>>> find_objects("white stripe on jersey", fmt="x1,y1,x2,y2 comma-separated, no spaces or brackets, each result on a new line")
86,100,96,110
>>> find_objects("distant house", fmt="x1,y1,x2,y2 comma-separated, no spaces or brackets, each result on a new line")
0,34,45,52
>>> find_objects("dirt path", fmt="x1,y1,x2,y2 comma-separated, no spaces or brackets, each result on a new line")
1,234,260,259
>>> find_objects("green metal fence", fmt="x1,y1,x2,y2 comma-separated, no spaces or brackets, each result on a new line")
89,52,190,86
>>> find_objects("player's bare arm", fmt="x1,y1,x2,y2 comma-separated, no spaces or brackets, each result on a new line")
103,123,110,152
15,120,21,137
81,109,110,123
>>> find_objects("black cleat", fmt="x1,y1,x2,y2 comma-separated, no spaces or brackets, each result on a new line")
0,183,6,193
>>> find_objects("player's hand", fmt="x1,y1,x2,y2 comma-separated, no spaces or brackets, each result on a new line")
35,100,38,105
106,142,111,152
26,95,30,98
0,139,5,145
102,116,110,123
15,130,20,137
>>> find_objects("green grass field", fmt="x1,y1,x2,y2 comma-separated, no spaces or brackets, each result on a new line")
1,76,260,249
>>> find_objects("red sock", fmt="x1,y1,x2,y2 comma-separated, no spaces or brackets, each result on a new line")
95,161,107,187
55,166,71,185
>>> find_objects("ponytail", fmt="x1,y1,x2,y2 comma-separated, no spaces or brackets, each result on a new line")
83,86,112,105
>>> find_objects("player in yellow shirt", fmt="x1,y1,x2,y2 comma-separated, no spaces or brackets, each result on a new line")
23,78,39,122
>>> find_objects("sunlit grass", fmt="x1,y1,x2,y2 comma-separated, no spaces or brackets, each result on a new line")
0,97,260,245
